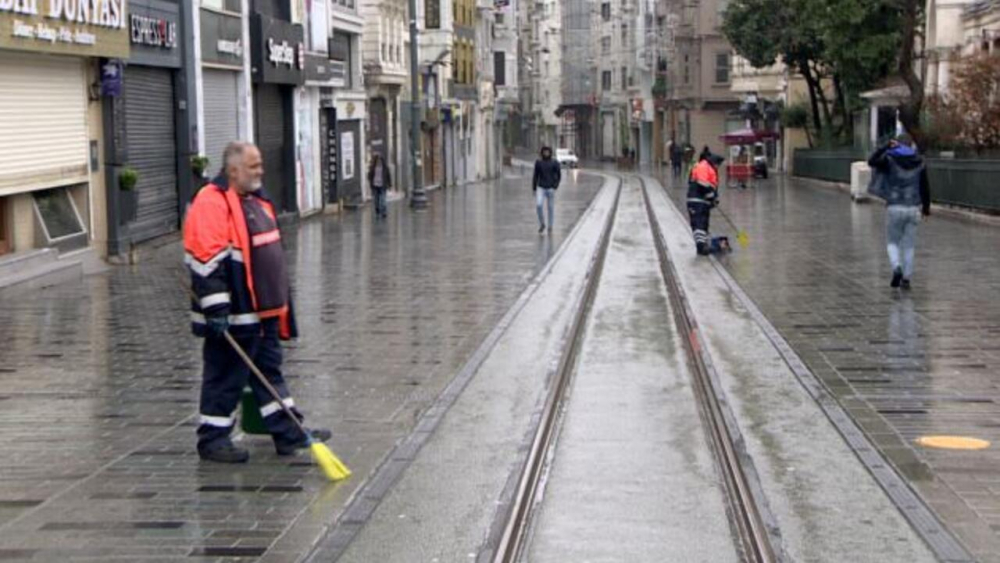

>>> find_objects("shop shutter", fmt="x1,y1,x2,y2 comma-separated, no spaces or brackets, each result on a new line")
124,67,179,243
202,69,241,174
0,53,87,193
254,84,291,212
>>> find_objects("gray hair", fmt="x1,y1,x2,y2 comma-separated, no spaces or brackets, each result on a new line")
220,141,253,175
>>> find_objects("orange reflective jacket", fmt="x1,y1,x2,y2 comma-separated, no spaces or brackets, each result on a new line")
687,160,719,203
183,176,296,340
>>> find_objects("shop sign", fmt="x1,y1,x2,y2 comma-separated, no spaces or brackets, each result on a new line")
0,0,130,58
128,0,181,68
130,14,174,49
304,53,342,86
251,12,304,85
267,37,303,69
100,58,123,97
217,38,242,57
200,8,243,67
321,107,338,204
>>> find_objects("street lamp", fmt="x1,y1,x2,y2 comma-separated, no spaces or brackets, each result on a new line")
408,0,428,210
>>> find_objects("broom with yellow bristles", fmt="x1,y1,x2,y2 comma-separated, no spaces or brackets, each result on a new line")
180,281,351,482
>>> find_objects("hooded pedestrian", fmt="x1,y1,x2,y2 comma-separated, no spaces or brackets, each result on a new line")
368,153,391,219
670,139,684,179
867,133,931,290
183,141,331,463
687,149,725,256
533,146,561,233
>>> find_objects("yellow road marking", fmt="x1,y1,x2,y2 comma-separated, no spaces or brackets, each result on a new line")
916,436,991,450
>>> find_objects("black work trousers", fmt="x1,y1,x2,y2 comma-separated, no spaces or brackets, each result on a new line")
197,318,303,452
687,202,712,256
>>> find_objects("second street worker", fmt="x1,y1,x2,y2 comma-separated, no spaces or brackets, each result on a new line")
183,141,331,464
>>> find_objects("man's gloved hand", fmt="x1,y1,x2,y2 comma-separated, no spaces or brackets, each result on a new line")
206,315,229,339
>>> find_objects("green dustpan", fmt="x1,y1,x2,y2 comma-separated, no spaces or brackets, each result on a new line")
240,387,269,435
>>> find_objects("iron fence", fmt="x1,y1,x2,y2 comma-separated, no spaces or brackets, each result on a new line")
793,149,1000,212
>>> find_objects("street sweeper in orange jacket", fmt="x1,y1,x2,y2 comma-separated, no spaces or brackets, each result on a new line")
183,141,330,464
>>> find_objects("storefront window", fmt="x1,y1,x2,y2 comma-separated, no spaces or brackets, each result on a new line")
32,187,86,243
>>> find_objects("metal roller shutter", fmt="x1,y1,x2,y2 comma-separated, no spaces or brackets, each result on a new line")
0,53,87,193
124,67,179,243
203,69,240,174
254,84,291,212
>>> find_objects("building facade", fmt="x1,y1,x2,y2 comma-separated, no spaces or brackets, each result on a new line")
594,0,634,160
926,0,977,95
525,0,561,151
361,0,408,195
560,0,597,158
328,0,368,206
474,0,499,180
0,0,131,260
493,0,520,159
659,0,740,157
105,0,197,256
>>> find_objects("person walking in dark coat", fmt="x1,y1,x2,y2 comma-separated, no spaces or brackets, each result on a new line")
368,153,391,219
670,140,684,179
868,133,931,290
533,146,562,233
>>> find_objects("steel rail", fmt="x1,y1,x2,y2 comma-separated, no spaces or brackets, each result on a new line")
490,176,623,563
638,174,778,563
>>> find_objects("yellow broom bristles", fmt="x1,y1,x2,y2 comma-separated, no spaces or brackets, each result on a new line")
736,231,750,248
310,442,352,482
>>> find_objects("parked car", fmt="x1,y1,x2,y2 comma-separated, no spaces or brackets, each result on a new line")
556,148,579,168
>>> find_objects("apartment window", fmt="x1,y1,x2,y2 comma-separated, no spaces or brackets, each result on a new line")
426,0,440,29
602,70,612,91
334,0,354,9
621,66,627,90
715,52,730,84
601,36,610,56
601,2,611,21
495,51,506,86
621,23,628,47
496,12,505,25
331,33,353,89
203,0,241,13
684,55,690,84
717,0,730,24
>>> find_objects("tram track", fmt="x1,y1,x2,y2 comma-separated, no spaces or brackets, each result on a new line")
491,173,781,563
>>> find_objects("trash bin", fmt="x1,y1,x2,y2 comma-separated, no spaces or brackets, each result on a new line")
240,387,269,435
850,161,871,202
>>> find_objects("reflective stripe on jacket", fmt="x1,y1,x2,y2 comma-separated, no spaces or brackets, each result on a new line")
183,175,297,340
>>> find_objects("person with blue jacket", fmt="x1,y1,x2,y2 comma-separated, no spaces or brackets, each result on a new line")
868,133,931,290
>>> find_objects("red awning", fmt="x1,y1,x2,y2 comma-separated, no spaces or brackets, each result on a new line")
719,128,781,145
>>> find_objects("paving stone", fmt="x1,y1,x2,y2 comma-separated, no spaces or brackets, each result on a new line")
658,171,1000,560
0,176,602,561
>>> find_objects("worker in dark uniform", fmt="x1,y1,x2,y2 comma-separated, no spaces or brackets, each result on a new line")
687,150,725,256
184,141,330,464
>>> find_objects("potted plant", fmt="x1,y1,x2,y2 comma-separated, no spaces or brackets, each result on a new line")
191,155,211,185
118,166,139,224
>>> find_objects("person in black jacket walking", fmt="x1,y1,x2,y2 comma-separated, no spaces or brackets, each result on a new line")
367,153,391,219
868,133,931,290
533,146,562,233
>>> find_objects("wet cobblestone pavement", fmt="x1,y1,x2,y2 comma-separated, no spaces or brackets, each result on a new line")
0,173,602,562
658,170,1000,561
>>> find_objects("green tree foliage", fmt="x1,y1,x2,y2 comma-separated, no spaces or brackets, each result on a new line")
723,0,908,144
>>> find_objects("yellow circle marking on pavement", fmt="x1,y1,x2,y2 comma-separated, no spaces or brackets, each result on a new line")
916,436,991,450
